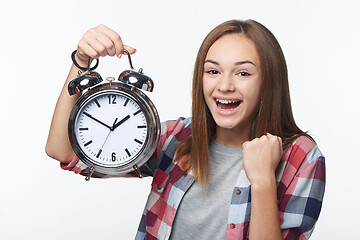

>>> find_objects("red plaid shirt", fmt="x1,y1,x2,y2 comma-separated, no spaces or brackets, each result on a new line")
61,117,325,240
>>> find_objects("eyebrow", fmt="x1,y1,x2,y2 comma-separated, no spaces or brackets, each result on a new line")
204,59,255,66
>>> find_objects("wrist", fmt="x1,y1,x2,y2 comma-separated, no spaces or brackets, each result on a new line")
75,54,89,68
250,173,277,190
71,50,99,71
73,50,89,69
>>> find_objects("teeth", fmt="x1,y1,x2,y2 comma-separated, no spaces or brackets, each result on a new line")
219,106,235,110
216,99,238,104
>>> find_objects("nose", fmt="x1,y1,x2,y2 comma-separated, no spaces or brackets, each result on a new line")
218,74,235,92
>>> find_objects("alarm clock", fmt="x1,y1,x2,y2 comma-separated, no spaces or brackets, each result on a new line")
68,50,160,181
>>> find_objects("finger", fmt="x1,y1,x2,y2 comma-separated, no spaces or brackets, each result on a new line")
260,134,267,140
82,25,136,59
93,32,117,56
266,132,281,142
123,45,137,54
101,28,123,57
95,26,137,58
86,30,114,57
87,38,109,57
117,45,137,59
77,42,100,63
96,24,125,58
80,30,109,57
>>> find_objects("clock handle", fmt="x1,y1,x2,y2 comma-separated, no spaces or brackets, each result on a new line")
123,49,135,70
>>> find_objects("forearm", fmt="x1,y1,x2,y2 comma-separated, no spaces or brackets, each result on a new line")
249,175,283,240
45,63,81,163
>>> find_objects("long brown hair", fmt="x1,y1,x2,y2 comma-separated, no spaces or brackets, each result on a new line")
175,19,307,185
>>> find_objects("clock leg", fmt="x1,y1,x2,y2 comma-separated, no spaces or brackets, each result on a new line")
85,166,95,181
133,164,143,178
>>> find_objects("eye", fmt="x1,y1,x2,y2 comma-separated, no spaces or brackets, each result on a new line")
237,71,251,77
206,69,219,75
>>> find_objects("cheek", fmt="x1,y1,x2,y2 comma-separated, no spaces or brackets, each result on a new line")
249,88,261,104
243,82,261,108
202,78,213,100
201,81,210,111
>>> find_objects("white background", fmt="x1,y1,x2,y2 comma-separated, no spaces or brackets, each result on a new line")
1,0,359,239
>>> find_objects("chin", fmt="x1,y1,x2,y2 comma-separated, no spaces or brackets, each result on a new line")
213,118,240,130
213,114,253,134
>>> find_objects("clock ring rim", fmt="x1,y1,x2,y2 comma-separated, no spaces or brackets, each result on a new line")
68,82,160,176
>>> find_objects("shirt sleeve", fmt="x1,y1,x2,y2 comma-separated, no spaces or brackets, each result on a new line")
276,136,326,239
60,117,192,179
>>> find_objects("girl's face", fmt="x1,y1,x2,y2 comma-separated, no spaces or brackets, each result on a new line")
203,33,262,137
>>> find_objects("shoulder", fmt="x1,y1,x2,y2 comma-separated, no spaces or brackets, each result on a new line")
278,135,325,186
283,135,324,169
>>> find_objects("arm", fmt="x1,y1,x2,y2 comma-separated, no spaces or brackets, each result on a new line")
242,133,283,240
45,24,136,163
249,175,283,240
45,64,82,163
278,139,325,239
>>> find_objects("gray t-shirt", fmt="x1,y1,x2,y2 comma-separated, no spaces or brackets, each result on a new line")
170,139,243,240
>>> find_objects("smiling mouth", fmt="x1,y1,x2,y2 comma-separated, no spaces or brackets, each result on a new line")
216,99,241,110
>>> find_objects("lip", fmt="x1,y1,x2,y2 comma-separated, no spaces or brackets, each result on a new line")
213,97,242,116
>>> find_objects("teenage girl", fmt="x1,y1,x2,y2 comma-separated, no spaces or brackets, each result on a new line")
46,19,325,240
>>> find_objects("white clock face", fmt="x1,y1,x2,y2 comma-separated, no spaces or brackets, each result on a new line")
74,92,148,166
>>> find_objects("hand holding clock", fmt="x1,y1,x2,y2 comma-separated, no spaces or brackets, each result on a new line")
75,24,137,68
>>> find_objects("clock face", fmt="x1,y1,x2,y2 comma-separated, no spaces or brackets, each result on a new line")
74,92,148,167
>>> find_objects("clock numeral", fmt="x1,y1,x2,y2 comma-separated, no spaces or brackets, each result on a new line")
108,95,116,104
123,98,129,107
111,152,116,162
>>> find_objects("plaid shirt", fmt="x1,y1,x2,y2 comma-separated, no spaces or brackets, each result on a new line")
61,117,325,240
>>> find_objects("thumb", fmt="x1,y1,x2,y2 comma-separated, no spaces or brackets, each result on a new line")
118,45,137,58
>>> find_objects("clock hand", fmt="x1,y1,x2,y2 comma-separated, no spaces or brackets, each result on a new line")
83,112,112,130
112,115,130,131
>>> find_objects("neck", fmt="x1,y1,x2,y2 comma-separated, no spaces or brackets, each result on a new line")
214,126,251,147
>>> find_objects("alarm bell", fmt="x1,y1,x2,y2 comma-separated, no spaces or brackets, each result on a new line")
118,50,154,92
68,71,103,95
